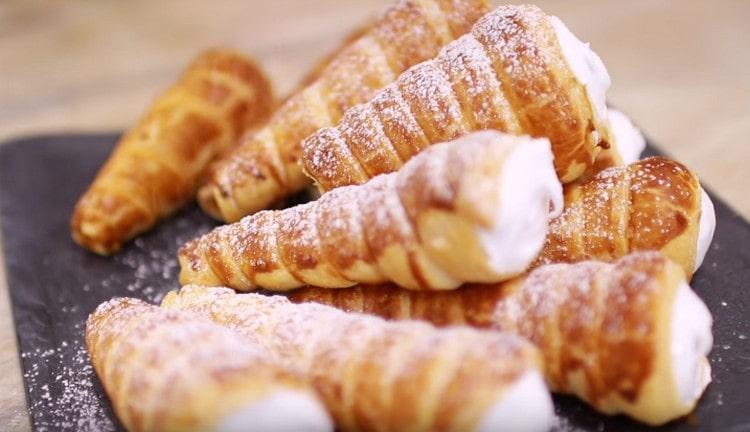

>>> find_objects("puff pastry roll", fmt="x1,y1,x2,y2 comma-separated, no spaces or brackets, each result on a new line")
71,49,273,254
86,298,332,432
290,252,714,425
535,156,716,277
303,4,612,194
197,0,493,222
179,132,563,291
161,288,554,432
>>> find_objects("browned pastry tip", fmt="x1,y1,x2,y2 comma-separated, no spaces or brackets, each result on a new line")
196,0,493,222
535,156,704,277
303,4,612,192
71,48,273,255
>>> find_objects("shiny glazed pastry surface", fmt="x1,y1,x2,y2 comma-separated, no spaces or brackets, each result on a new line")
536,156,706,277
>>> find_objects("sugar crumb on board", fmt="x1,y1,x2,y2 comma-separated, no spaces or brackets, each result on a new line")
21,336,114,432
21,207,218,430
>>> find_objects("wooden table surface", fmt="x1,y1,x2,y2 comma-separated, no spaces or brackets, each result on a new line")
1,0,748,429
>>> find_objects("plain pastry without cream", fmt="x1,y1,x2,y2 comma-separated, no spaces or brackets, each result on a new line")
86,298,332,432
179,132,563,291
535,156,715,277
290,252,714,426
302,4,613,194
71,49,273,255
161,287,555,432
197,0,493,222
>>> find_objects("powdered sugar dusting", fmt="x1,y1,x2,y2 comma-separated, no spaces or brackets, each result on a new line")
304,5,582,192
398,61,467,140
183,132,544,291
22,336,114,432
438,34,519,131
303,127,366,189
537,157,699,267
162,286,538,430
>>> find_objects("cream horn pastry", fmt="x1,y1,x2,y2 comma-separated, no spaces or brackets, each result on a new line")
86,298,332,432
197,0,493,222
71,49,273,255
179,131,563,291
161,287,555,432
302,5,612,194
535,156,716,277
290,251,714,426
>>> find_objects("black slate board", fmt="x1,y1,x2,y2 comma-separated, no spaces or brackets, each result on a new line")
1,133,749,432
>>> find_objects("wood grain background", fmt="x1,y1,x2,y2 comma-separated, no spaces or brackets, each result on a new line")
1,1,748,429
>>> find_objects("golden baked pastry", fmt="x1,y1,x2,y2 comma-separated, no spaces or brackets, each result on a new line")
161,287,555,432
86,298,332,432
303,4,612,192
290,252,714,425
535,156,714,278
71,49,273,255
196,0,492,222
179,132,562,291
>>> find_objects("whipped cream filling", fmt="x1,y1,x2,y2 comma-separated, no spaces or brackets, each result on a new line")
476,370,555,432
670,283,713,406
608,108,646,163
477,137,563,275
549,16,611,124
695,188,716,270
217,390,333,432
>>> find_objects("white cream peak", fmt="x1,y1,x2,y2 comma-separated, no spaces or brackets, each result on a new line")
217,390,333,432
475,370,555,432
670,283,713,406
549,16,611,125
477,135,563,276
608,109,646,164
695,188,716,271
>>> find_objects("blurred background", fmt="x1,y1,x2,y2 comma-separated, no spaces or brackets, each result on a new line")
1,0,749,217
0,1,748,429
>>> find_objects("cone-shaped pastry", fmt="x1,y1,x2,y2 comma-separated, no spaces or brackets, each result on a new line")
197,0,492,222
535,156,716,277
162,287,555,432
303,5,612,194
179,132,563,291
86,298,332,432
71,49,273,255
290,252,714,426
